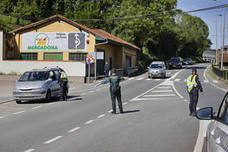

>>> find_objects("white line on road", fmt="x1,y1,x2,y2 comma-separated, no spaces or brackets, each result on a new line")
24,149,36,152
184,99,188,102
0,116,5,119
89,91,95,93
154,79,161,81
97,114,105,119
123,102,128,105
81,93,86,96
204,80,209,83
213,80,218,83
85,120,94,125
44,136,62,144
68,127,81,133
157,86,171,89
167,72,171,75
152,90,173,93
136,77,144,80
146,79,151,80
174,79,181,82
47,102,56,105
144,94,176,97
128,77,135,80
32,106,42,110
13,111,25,115
131,98,163,101
108,110,113,113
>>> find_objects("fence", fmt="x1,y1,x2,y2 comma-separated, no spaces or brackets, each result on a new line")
212,64,228,80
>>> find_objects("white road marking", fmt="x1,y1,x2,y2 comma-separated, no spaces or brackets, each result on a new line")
167,72,171,75
96,89,101,91
24,149,35,152
184,99,188,102
48,102,55,105
13,111,25,115
44,136,62,144
130,83,161,101
194,120,211,152
81,93,86,96
128,77,135,80
154,79,161,81
89,91,95,93
131,98,163,101
157,86,171,89
0,116,5,119
213,80,218,83
171,81,184,99
152,90,173,93
32,106,42,110
144,94,176,97
108,110,113,113
174,79,181,82
136,77,144,80
97,114,105,119
85,120,94,125
68,127,80,133
146,79,151,80
204,80,209,83
123,102,128,105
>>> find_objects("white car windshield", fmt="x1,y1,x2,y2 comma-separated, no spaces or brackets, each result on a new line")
19,71,49,81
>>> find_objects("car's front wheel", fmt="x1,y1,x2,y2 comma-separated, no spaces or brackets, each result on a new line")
16,100,21,104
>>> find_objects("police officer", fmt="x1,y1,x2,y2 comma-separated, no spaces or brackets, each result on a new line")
59,68,68,101
96,69,123,114
186,69,203,116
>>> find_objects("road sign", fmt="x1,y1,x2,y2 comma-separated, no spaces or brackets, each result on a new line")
86,54,94,64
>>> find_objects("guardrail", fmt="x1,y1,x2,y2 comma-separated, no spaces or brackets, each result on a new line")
212,64,228,80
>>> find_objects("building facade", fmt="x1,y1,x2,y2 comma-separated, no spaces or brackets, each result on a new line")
1,15,139,80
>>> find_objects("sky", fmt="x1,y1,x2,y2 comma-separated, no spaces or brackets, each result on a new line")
177,0,228,49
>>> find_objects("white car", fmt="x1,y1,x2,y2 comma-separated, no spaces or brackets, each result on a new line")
196,92,228,152
148,61,166,78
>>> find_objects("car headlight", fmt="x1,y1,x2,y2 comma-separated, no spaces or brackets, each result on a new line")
33,88,46,93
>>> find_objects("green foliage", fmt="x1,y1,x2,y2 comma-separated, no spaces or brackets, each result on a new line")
0,0,211,69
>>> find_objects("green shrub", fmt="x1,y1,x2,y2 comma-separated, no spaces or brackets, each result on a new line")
8,71,18,76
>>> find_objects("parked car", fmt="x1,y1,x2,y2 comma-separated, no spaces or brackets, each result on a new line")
183,58,193,65
13,67,69,104
196,92,228,152
148,61,166,78
168,57,183,69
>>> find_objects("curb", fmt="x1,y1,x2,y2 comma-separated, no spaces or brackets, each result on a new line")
0,99,15,104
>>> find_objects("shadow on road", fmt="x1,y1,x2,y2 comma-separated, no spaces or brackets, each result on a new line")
122,110,140,114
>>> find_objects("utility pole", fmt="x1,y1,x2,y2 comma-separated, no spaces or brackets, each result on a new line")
221,3,226,70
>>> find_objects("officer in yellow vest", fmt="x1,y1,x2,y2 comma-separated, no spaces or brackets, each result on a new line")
59,69,68,101
186,69,203,116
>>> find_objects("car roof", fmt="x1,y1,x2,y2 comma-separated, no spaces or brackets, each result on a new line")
151,61,165,64
25,68,60,73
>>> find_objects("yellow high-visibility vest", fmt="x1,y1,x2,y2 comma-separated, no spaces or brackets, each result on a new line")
186,75,197,93
60,72,67,79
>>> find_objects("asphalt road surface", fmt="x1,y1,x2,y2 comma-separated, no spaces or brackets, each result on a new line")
0,63,225,152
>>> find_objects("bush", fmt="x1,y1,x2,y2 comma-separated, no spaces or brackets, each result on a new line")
8,71,18,76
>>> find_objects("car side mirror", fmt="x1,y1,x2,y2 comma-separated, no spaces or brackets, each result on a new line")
196,107,213,120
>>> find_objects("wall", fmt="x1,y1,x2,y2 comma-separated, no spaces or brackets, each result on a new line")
0,31,3,60
0,60,85,76
13,20,96,61
122,47,137,68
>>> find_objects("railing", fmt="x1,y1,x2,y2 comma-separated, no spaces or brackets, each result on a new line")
212,64,228,80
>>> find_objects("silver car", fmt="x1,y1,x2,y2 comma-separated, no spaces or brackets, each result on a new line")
13,68,66,104
196,92,228,152
148,61,166,78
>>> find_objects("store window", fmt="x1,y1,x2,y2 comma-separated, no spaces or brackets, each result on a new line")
69,53,87,61
20,53,38,60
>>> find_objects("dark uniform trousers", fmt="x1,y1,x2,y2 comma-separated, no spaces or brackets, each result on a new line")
189,88,199,114
109,86,123,113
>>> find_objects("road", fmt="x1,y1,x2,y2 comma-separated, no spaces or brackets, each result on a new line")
0,63,226,152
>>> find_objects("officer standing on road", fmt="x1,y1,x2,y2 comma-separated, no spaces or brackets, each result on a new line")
186,69,203,116
104,62,110,77
59,68,68,101
95,69,123,114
